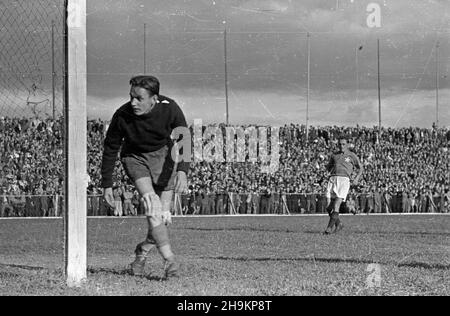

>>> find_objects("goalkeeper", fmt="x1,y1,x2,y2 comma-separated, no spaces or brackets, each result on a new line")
101,75,189,278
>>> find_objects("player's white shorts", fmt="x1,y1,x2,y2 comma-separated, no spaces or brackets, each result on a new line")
326,176,350,202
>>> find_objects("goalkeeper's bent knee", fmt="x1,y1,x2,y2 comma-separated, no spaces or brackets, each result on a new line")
151,223,170,249
142,192,162,217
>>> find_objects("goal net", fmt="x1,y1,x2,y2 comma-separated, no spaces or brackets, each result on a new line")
0,0,65,119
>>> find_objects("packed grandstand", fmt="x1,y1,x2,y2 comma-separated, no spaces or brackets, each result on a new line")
0,116,449,216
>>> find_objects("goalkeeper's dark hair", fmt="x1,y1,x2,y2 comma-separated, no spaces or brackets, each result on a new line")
129,75,160,96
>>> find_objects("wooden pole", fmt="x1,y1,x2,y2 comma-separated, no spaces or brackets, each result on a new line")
144,23,147,74
65,0,87,287
377,38,381,135
224,29,229,125
355,45,359,107
436,41,439,128
52,20,56,120
306,32,310,158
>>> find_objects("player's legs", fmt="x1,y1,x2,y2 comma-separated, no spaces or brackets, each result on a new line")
324,197,343,234
132,230,156,276
122,147,178,277
326,197,334,215
325,179,334,215
127,177,157,275
134,177,177,277
333,197,344,231
158,190,178,277
324,177,349,234
153,189,175,260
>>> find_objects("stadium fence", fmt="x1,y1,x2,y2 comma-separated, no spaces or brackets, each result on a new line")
1,192,448,218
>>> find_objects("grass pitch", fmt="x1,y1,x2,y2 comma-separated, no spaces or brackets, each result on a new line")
0,215,449,296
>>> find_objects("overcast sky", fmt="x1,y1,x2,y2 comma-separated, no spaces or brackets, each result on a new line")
86,0,450,127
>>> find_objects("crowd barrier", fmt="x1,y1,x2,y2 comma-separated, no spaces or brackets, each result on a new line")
0,192,448,218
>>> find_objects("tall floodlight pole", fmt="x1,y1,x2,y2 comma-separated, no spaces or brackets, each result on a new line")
52,20,56,120
377,38,381,135
436,41,440,128
355,45,359,107
306,32,310,150
66,0,87,287
144,23,147,74
224,28,229,125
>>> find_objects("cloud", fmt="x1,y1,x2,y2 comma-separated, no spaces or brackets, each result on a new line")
87,95,127,120
309,87,450,127
88,85,450,128
82,0,450,127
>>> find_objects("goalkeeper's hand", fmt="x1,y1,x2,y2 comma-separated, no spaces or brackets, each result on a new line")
103,187,115,208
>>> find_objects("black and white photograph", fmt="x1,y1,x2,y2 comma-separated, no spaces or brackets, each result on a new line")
0,0,449,298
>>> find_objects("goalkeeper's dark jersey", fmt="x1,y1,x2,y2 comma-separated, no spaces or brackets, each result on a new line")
101,95,189,188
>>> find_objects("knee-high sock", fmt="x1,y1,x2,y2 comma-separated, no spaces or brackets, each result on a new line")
151,223,175,261
326,198,334,216
334,212,341,227
326,211,339,230
135,227,156,257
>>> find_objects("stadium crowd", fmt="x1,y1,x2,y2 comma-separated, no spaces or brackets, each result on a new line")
1,116,449,217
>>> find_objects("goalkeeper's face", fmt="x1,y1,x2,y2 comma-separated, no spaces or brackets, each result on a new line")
130,86,158,116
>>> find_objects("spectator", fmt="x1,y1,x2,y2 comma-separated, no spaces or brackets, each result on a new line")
200,190,209,215
112,186,123,217
373,188,382,213
0,185,5,217
444,189,450,213
251,190,260,214
346,195,357,215
122,186,136,216
402,191,410,213
131,191,142,215
216,190,225,215
207,189,216,215
409,191,417,213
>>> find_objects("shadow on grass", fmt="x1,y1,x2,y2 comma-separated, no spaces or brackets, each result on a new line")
0,271,22,278
336,231,450,237
183,227,450,237
299,228,450,237
0,263,47,272
87,267,132,276
397,262,450,270
202,256,450,271
87,267,166,281
182,227,300,234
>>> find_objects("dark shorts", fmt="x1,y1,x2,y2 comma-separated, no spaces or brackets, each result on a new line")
122,145,177,192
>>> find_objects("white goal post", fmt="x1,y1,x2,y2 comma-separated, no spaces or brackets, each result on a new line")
65,0,87,287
